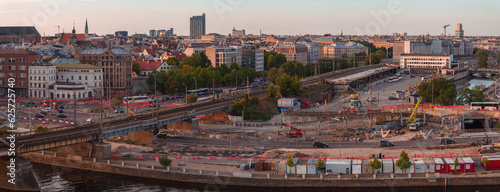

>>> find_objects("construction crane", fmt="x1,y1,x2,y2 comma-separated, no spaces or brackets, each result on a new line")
443,24,450,37
297,97,313,108
281,124,304,138
407,97,422,131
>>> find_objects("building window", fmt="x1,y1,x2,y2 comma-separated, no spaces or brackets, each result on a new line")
0,66,4,70
8,73,15,78
8,58,15,63
71,76,74,80
18,58,26,63
19,73,26,78
43,77,45,81
0,73,4,78
8,66,15,70
0,58,5,63
79,76,82,80
85,76,88,80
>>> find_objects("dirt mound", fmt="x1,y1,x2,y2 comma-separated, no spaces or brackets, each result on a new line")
261,150,280,158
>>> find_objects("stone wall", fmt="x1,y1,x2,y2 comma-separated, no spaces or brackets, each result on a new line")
0,156,39,192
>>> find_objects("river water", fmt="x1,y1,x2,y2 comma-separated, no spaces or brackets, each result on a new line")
32,162,500,192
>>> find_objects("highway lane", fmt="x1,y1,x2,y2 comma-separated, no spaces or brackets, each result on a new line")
159,136,479,149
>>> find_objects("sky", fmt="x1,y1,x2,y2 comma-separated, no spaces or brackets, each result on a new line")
1,0,499,36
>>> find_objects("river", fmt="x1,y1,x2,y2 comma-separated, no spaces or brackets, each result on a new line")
32,162,500,192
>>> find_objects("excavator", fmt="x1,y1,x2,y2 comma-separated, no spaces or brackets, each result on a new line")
281,124,304,138
297,97,314,108
407,97,422,131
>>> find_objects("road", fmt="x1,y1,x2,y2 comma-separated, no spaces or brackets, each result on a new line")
159,136,482,149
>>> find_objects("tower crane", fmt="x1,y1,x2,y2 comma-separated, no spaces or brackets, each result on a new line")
443,24,450,37
54,25,60,34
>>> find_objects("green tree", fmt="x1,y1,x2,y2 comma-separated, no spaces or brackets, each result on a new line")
186,93,198,104
482,157,489,168
159,156,172,167
166,57,181,69
396,151,411,173
132,62,141,75
267,67,280,84
111,95,123,109
276,74,301,97
35,126,48,133
267,53,287,69
317,158,325,168
416,77,457,105
268,84,277,98
286,154,295,173
454,157,459,173
456,86,489,105
280,61,306,77
473,47,479,55
230,94,259,119
476,50,489,68
370,158,382,173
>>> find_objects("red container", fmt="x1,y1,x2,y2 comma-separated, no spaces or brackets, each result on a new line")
462,157,475,172
443,158,456,173
433,158,446,173
481,155,500,170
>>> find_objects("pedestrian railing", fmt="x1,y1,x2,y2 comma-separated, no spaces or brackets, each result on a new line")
31,152,491,182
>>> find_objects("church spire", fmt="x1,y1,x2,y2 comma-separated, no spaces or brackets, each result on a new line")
85,18,88,34
72,21,75,34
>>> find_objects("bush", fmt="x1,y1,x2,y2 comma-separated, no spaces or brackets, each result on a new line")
35,126,48,133
159,156,172,167
186,93,198,104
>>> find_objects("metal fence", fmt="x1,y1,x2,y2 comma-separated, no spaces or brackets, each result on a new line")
35,152,487,181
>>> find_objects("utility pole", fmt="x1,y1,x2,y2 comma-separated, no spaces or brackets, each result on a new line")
194,77,197,90
212,78,215,100
247,76,249,95
73,92,77,127
126,88,129,116
99,87,103,143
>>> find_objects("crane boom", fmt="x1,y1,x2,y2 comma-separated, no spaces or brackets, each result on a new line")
407,97,422,124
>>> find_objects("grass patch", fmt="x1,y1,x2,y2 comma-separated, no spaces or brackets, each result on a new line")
248,97,278,122
481,172,488,174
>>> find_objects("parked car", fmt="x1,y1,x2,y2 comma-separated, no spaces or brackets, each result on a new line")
313,142,329,148
58,105,64,109
367,97,378,102
440,138,456,145
35,114,45,118
115,109,124,113
388,96,398,100
58,109,64,113
167,133,179,138
57,114,68,118
42,107,52,112
379,140,394,147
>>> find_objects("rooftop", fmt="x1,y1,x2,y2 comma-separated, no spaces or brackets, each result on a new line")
0,48,39,55
0,26,40,36
80,48,131,55
401,53,451,57
55,64,102,69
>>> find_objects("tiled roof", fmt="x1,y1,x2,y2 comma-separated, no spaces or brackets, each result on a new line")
80,48,131,55
0,49,39,55
60,33,86,43
55,64,102,69
135,60,163,71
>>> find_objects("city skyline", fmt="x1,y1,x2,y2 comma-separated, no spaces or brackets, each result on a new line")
1,0,500,37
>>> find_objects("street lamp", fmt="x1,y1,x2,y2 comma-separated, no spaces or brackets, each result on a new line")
182,83,187,103
193,77,197,90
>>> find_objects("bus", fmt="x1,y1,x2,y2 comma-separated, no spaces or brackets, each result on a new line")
123,96,151,104
187,88,210,96
471,102,499,111
388,76,399,83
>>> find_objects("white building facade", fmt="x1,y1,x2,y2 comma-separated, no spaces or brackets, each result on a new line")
29,64,56,99
400,54,453,70
53,64,103,99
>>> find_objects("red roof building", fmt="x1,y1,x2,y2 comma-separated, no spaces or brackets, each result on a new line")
60,33,86,43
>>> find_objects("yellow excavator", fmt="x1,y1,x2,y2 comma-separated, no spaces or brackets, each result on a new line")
407,97,422,131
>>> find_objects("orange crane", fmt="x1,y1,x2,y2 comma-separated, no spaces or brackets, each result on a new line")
281,124,304,138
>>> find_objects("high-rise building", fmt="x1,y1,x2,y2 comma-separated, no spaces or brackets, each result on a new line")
275,43,308,65
455,23,464,40
239,45,264,72
77,48,133,96
190,13,206,39
0,49,40,96
149,30,156,37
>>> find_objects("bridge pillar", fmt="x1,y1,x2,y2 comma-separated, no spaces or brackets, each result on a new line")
167,118,199,132
58,142,111,160
0,156,40,191
129,130,155,145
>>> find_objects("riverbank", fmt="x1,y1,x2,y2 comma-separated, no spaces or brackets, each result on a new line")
20,152,500,190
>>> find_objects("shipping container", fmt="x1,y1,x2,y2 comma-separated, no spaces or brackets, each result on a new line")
278,98,298,108
325,159,351,174
443,158,457,173
462,157,475,172
457,158,466,172
394,159,414,173
413,158,426,173
382,159,393,173
352,159,362,174
481,155,500,170
423,158,435,173
306,159,319,175
433,158,446,173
